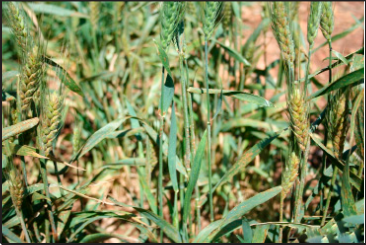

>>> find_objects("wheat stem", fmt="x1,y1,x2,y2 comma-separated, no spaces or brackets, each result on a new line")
320,40,333,213
16,209,31,243
279,194,284,243
183,59,201,233
158,66,165,242
204,39,214,222
39,158,57,242
321,166,338,226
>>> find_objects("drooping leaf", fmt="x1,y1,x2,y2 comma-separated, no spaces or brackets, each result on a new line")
2,117,39,141
194,220,222,243
205,186,282,242
213,129,286,191
105,128,145,139
220,118,280,132
43,56,83,96
73,117,130,161
309,133,362,190
214,40,251,66
187,87,272,107
307,68,364,100
27,3,89,18
133,207,182,243
332,50,349,65
2,142,48,159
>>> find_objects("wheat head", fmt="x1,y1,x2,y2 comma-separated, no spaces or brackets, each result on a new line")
282,152,300,199
269,2,295,69
288,82,310,152
307,2,323,48
40,91,64,157
320,2,334,42
203,2,223,39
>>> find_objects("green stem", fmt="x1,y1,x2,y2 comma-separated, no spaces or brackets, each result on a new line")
179,54,191,173
279,195,284,243
45,219,50,243
304,46,313,92
293,45,312,223
321,166,338,226
33,221,42,242
16,209,31,243
39,158,57,242
158,66,165,242
204,39,214,222
184,58,201,233
320,40,332,213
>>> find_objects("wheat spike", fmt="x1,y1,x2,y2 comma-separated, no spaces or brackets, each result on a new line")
289,2,300,22
6,2,45,116
320,2,334,42
160,2,185,49
222,2,232,32
307,2,323,47
288,82,310,152
187,2,197,16
6,163,25,211
269,2,295,69
72,121,83,155
327,90,350,158
40,92,64,157
89,2,100,30
282,152,299,199
203,2,223,39
18,46,45,115
6,2,28,55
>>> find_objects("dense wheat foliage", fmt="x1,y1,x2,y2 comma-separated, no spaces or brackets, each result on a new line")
2,2,364,243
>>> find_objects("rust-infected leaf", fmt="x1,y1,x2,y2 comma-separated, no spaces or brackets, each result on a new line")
2,142,48,159
2,117,39,142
